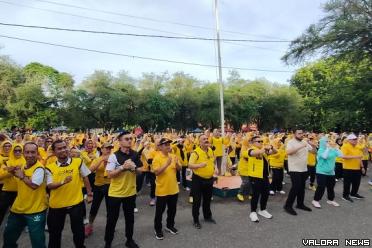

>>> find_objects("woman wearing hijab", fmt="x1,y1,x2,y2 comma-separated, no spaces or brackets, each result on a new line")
0,140,12,191
312,137,343,208
0,143,25,224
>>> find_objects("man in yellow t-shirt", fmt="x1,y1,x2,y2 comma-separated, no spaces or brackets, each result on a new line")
211,130,223,176
341,134,365,202
152,138,181,240
105,131,142,248
188,134,216,229
3,142,47,248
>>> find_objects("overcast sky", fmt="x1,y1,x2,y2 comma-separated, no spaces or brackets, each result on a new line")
0,0,326,84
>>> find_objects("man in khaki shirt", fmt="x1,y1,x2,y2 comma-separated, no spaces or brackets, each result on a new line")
284,130,316,216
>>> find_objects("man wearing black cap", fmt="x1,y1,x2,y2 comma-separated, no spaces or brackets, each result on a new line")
152,138,181,240
104,131,142,248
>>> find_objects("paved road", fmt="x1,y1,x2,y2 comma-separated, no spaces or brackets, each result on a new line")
1,175,371,248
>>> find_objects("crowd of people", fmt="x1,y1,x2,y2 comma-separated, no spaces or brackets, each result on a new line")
0,128,371,248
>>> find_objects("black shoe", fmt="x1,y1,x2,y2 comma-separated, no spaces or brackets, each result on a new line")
284,206,297,216
296,205,312,211
342,196,354,203
193,222,202,229
165,226,179,234
125,240,140,248
204,218,217,224
154,230,164,240
350,194,364,200
104,244,111,248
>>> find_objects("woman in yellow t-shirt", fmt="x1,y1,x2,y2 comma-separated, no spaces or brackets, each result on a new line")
357,136,369,176
0,144,25,225
269,139,286,195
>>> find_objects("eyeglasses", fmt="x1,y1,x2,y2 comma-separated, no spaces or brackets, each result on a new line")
255,140,263,143
123,137,133,141
14,149,22,153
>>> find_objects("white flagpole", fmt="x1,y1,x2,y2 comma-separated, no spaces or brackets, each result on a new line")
214,0,226,175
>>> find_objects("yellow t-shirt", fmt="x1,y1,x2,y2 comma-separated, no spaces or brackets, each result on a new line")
2,157,25,192
307,152,317,167
189,147,215,179
269,149,285,168
93,157,111,186
152,153,179,196
81,150,98,169
11,162,47,214
212,137,223,157
341,143,362,170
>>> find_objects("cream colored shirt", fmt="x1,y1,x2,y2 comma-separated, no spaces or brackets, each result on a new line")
286,139,312,172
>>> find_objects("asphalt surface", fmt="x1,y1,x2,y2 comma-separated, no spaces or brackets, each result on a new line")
1,174,371,248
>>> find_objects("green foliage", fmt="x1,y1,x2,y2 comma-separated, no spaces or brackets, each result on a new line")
290,57,372,131
283,0,372,64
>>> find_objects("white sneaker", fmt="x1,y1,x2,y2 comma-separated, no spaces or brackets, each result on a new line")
257,210,273,219
269,190,275,195
249,212,259,222
282,181,286,185
134,208,139,213
327,200,340,207
368,181,372,186
186,187,190,191
83,218,89,225
279,190,286,195
312,200,321,208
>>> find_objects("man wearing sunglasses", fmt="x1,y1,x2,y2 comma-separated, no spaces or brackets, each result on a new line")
104,131,142,248
248,136,277,222
284,130,316,215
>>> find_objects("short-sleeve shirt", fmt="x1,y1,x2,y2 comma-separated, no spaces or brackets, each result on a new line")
286,139,312,172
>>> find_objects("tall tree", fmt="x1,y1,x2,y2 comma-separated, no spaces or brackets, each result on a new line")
283,0,372,64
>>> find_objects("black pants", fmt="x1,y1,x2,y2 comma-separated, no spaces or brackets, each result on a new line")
362,160,368,176
136,172,156,199
236,148,241,160
147,172,156,199
314,174,335,201
47,202,85,248
284,171,308,208
335,162,343,179
181,167,187,188
89,184,109,220
307,166,316,186
250,177,269,212
270,168,283,191
104,195,136,245
343,169,361,197
0,191,17,225
154,194,178,232
284,160,288,173
191,174,213,222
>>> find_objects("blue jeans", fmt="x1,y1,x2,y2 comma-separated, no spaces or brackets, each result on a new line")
3,211,46,248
